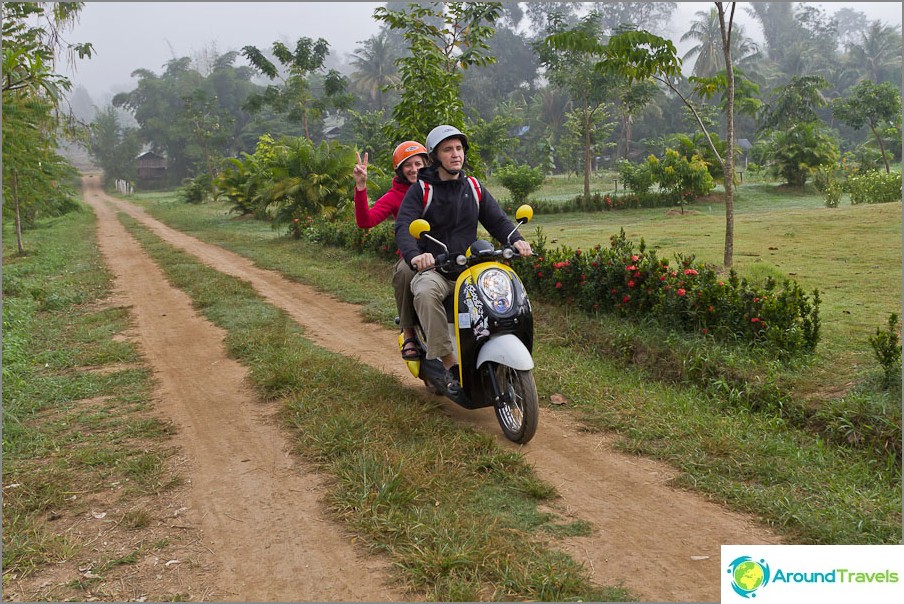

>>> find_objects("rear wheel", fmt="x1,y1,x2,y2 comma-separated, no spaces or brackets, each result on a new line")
492,364,539,444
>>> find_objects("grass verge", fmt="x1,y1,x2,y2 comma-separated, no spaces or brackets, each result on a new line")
2,209,185,600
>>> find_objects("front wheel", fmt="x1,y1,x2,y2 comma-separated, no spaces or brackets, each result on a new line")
491,364,539,444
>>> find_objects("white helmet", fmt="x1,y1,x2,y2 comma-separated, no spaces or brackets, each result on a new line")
426,124,469,154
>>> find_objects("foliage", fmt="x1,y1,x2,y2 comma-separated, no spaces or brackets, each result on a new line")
469,109,521,174
758,75,830,132
266,137,356,230
1,2,93,98
112,54,263,184
869,314,902,390
495,163,546,203
374,2,502,144
88,106,141,183
2,2,91,253
832,80,902,173
617,159,654,195
2,95,81,237
846,170,903,205
241,37,352,140
299,212,399,262
646,148,715,206
346,109,394,168
514,228,821,356
664,131,728,180
215,134,279,217
766,122,840,187
178,173,213,204
617,149,714,205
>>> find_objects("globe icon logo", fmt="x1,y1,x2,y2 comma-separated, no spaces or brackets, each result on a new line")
727,556,771,598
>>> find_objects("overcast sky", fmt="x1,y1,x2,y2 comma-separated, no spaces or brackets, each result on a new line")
61,1,903,105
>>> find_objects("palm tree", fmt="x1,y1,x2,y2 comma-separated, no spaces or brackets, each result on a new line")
349,30,400,112
847,21,903,85
681,8,759,78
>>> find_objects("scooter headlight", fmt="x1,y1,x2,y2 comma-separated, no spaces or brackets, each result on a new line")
478,268,513,313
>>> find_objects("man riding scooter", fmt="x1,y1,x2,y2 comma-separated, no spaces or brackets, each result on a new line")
394,124,533,395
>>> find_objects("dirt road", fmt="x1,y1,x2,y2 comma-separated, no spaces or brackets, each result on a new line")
80,175,782,601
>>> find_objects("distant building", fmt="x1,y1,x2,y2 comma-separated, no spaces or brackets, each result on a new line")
136,151,167,180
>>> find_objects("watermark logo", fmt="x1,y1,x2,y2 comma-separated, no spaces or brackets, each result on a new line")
727,555,771,598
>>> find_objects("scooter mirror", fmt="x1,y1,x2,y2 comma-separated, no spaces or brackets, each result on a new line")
409,219,431,239
515,205,534,223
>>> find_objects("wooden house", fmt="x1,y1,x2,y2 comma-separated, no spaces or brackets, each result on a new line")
136,151,167,180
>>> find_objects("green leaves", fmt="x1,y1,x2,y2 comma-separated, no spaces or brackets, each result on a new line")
374,2,501,143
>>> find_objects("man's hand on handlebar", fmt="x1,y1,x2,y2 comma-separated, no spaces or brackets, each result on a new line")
513,240,533,257
411,252,436,271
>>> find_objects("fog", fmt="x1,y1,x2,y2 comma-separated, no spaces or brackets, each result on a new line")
61,2,902,105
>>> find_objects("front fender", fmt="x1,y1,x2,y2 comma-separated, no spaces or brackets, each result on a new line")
476,333,534,371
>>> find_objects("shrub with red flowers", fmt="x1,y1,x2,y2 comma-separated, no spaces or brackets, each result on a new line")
515,227,821,355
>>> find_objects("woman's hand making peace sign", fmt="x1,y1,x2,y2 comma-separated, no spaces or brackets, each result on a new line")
353,151,368,191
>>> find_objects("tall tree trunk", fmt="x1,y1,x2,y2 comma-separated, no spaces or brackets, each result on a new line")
869,120,891,173
624,115,633,160
13,168,25,256
718,2,736,269
583,102,591,209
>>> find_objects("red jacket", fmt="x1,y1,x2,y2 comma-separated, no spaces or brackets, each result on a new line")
354,177,411,229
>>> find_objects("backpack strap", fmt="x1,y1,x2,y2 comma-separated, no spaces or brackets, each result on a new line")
467,176,482,207
419,180,433,215
420,176,480,216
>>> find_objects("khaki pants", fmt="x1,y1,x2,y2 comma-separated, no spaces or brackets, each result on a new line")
410,269,455,360
392,258,417,330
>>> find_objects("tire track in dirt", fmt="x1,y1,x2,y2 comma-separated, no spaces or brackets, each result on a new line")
87,175,782,602
84,175,403,602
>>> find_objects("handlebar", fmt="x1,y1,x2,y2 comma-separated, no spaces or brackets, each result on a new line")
411,246,532,273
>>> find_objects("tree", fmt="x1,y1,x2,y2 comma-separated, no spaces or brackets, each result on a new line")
681,7,759,78
374,1,502,145
89,105,141,182
349,29,400,112
767,122,840,187
112,54,271,183
461,26,540,119
469,107,521,175
758,75,830,132
833,80,902,173
2,2,92,97
537,11,620,206
2,1,92,254
545,4,744,268
846,21,903,86
592,2,677,35
241,37,350,140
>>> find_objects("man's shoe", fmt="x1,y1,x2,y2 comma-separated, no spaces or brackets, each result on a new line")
443,365,461,396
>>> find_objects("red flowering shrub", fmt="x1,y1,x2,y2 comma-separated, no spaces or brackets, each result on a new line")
515,228,821,355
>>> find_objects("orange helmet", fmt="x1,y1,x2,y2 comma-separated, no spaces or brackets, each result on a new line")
392,141,429,171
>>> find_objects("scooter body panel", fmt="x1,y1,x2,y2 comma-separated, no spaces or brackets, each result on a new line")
475,334,534,370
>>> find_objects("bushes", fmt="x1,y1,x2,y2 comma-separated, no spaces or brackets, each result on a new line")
300,211,398,262
515,228,821,356
869,313,902,390
847,170,903,205
496,163,545,204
